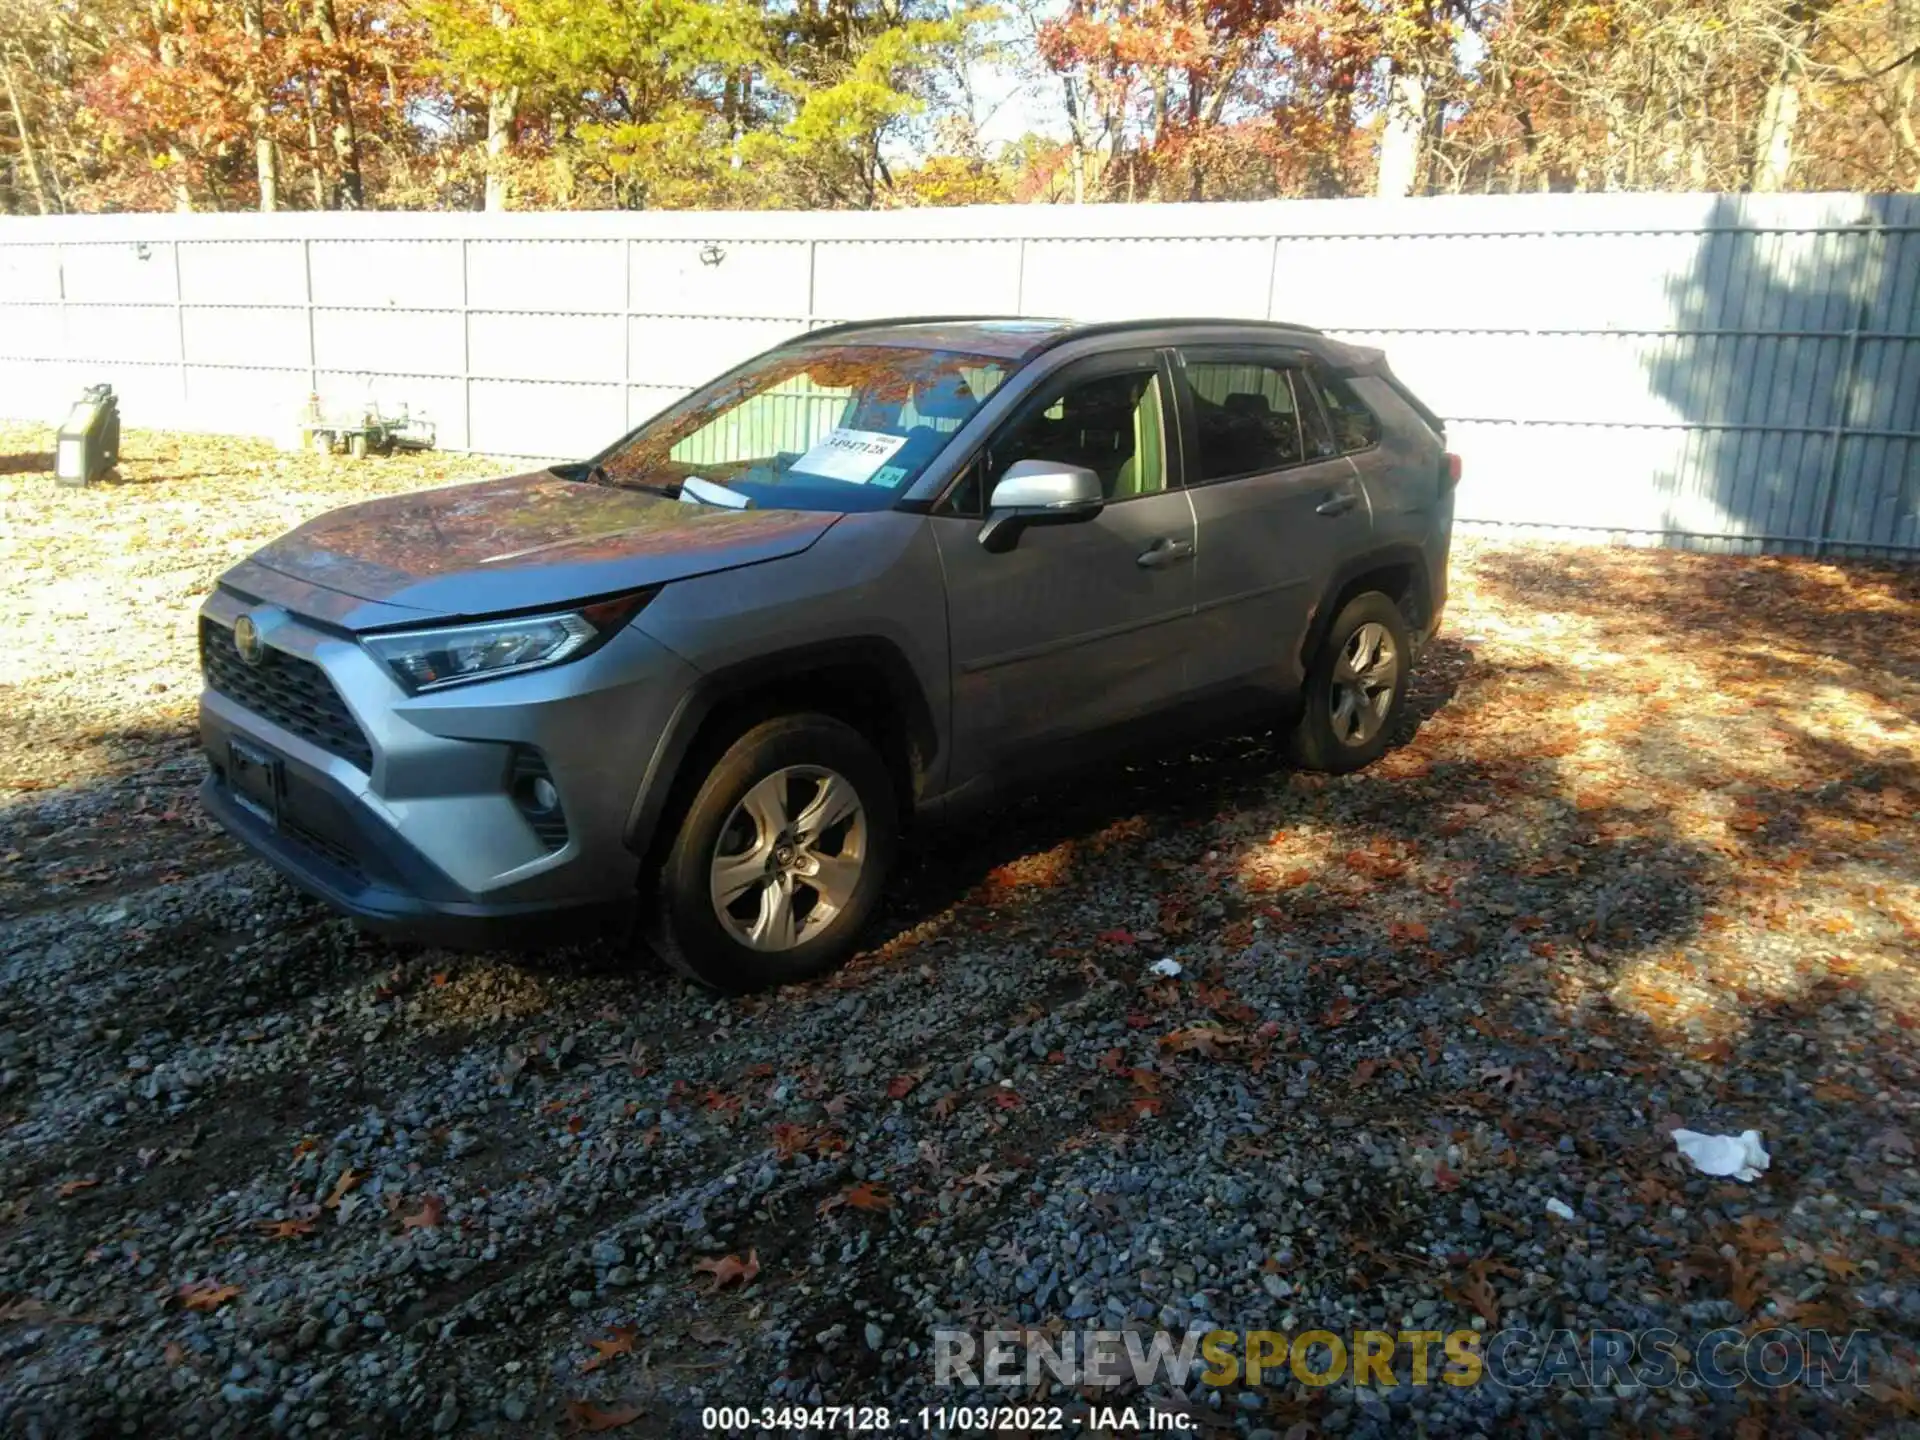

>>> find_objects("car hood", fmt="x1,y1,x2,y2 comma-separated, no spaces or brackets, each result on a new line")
241,469,840,622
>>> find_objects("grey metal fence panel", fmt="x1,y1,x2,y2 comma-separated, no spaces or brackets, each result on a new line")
1,193,1915,555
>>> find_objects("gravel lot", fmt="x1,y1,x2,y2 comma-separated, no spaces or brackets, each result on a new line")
3,422,1919,1439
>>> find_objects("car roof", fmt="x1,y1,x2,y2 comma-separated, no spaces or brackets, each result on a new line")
791,315,1326,361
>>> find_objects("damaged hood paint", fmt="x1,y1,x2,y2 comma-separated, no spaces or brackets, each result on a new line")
236,469,840,623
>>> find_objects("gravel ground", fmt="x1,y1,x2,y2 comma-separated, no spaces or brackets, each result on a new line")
2,422,1919,1439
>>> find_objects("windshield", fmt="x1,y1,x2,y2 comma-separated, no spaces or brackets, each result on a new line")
589,343,1012,513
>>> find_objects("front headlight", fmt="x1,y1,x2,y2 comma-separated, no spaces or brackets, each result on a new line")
363,592,652,693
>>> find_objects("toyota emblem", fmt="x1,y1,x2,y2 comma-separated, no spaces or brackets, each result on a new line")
233,613,265,667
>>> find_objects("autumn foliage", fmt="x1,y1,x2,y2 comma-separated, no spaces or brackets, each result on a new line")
0,0,1913,208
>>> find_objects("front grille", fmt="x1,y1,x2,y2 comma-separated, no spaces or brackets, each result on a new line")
282,816,366,880
200,618,375,773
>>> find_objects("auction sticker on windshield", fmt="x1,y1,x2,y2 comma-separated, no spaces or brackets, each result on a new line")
790,428,908,484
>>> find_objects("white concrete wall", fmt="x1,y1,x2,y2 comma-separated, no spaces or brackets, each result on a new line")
2,195,1914,554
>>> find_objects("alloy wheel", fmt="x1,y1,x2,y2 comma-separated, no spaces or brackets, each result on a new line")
708,765,867,952
1329,621,1399,746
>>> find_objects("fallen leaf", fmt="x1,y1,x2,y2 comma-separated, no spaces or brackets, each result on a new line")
55,1178,99,1199
564,1399,645,1433
399,1195,446,1231
322,1168,360,1209
1448,1262,1500,1326
177,1280,241,1313
885,1073,921,1100
1159,1025,1241,1059
581,1325,639,1373
692,1250,760,1291
255,1217,316,1240
1320,997,1358,1027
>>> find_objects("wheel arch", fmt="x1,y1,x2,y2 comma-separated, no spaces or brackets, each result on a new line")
623,637,938,866
1298,544,1435,676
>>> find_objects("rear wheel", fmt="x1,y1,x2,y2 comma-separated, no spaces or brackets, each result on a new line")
1288,591,1411,774
644,714,897,993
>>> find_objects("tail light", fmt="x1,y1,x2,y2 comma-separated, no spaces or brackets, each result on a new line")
1443,452,1462,490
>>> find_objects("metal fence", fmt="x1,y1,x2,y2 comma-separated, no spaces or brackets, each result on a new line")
1,193,1915,556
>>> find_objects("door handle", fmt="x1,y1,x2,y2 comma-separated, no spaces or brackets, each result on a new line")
1136,536,1194,568
1315,490,1359,517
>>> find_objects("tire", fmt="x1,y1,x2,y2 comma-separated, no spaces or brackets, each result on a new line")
1288,591,1412,774
643,714,898,993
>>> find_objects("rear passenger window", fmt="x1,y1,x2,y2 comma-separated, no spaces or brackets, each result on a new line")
1316,372,1382,453
1184,361,1307,481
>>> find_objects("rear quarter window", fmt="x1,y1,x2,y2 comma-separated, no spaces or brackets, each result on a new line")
1315,372,1382,454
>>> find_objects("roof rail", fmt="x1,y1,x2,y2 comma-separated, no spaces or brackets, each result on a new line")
783,313,1325,354
1027,316,1324,354
789,315,1044,343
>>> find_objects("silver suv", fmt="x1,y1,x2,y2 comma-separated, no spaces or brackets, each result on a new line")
198,317,1456,991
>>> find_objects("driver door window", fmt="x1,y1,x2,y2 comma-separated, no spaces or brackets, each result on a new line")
945,367,1170,516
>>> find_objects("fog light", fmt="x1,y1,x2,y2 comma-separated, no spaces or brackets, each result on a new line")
56,383,121,487
509,747,569,851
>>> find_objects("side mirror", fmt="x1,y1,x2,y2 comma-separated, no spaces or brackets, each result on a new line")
978,460,1105,553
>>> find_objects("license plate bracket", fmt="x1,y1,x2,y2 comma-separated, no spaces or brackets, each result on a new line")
227,739,283,827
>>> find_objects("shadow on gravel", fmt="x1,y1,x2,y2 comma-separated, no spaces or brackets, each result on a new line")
0,451,52,476
873,636,1477,945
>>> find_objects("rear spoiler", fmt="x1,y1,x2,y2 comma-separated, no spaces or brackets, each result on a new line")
1328,352,1446,439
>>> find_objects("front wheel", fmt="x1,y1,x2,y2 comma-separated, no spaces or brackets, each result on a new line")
644,714,897,993
1288,591,1411,774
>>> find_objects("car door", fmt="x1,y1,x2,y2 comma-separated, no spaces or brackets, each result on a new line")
929,348,1198,782
1172,346,1373,702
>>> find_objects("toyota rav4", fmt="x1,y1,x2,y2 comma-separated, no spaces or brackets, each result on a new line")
198,317,1456,991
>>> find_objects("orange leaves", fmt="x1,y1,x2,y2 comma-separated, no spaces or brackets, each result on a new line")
54,1177,98,1199
1388,920,1430,945
398,1194,446,1232
1159,1025,1241,1059
691,1250,759,1291
885,1072,922,1100
322,1167,360,1210
254,1216,317,1241
1319,996,1359,1027
1343,849,1406,881
580,1325,638,1373
564,1400,645,1433
1448,1259,1503,1327
818,1181,894,1218
177,1279,241,1312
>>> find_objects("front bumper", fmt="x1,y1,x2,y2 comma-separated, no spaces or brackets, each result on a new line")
198,766,613,946
196,579,700,943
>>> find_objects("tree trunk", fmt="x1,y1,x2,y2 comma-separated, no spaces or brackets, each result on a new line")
303,76,327,207
313,0,362,209
151,0,193,210
1376,63,1426,198
1061,75,1087,203
0,57,51,214
240,0,279,210
1750,57,1801,192
483,1,516,210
